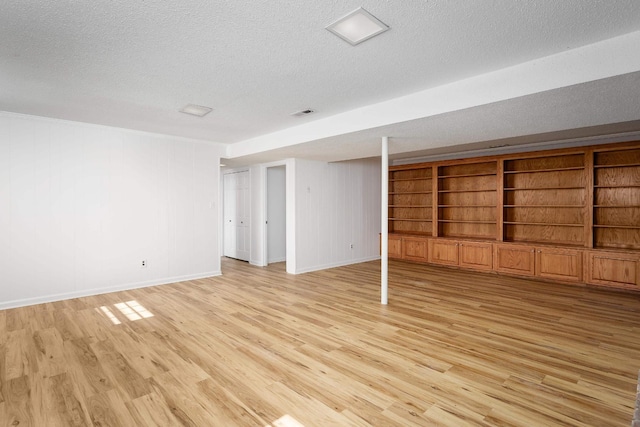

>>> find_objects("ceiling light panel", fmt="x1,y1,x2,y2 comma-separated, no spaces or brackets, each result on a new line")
179,104,213,117
326,7,389,45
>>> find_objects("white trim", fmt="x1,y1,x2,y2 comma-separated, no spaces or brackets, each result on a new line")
291,256,380,275
0,271,222,310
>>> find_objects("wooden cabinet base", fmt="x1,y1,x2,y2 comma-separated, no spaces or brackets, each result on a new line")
459,241,493,271
428,239,459,266
388,234,640,292
402,237,429,262
536,247,583,282
586,251,639,289
388,234,403,259
494,244,535,276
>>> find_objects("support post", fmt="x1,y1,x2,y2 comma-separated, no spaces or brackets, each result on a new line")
381,136,389,305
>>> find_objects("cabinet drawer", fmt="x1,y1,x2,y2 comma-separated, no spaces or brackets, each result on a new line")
535,248,582,282
428,239,459,266
459,242,493,271
586,251,639,287
494,244,535,276
402,237,429,262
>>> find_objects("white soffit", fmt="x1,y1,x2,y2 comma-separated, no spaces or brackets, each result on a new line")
225,31,640,160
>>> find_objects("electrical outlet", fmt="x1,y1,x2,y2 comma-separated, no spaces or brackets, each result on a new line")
141,260,147,268
350,243,354,249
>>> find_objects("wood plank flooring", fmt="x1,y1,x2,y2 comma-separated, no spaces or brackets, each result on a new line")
2,258,640,426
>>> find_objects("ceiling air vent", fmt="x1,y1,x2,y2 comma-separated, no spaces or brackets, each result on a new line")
291,109,315,117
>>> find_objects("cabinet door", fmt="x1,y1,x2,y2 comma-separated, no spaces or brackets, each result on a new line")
586,251,639,288
494,244,535,276
388,235,403,259
428,239,459,266
535,248,582,282
459,242,493,271
402,237,428,262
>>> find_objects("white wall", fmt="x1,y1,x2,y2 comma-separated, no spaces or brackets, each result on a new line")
292,157,381,274
0,112,223,309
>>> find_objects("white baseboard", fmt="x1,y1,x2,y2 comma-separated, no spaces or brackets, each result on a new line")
0,271,222,310
292,256,380,274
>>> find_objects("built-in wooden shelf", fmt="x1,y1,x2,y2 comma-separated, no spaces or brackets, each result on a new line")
593,163,640,169
387,141,640,291
504,186,585,190
389,191,432,194
389,177,432,182
504,221,584,227
439,189,496,193
439,205,495,208
504,205,584,208
503,166,585,174
438,172,497,178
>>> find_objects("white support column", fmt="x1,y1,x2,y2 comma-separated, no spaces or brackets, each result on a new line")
381,136,389,305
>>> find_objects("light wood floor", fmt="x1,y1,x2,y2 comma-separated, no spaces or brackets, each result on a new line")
1,258,640,426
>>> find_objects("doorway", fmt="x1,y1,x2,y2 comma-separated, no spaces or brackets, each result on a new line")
266,166,286,264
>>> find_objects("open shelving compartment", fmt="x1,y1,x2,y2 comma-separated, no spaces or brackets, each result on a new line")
593,146,640,251
502,153,587,247
437,161,498,240
389,165,433,236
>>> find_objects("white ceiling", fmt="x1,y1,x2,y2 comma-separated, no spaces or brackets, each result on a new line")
2,1,640,165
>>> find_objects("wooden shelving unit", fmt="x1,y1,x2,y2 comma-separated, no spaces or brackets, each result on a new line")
437,161,497,240
388,166,433,235
502,153,586,246
593,146,640,250
387,141,640,291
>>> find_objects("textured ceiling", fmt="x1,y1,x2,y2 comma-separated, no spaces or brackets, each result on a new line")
2,1,640,164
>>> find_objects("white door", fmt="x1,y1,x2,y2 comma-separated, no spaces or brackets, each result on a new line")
235,170,250,261
223,171,250,261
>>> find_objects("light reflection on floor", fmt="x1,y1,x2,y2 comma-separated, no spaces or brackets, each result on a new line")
269,414,305,427
96,300,154,324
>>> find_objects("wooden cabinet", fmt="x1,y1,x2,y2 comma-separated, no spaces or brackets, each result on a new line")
388,234,403,259
494,244,536,276
427,239,494,271
495,244,583,282
428,239,459,266
586,251,639,288
402,236,429,262
535,247,583,282
459,241,494,271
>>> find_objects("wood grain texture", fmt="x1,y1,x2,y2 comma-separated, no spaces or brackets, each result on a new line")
2,257,640,426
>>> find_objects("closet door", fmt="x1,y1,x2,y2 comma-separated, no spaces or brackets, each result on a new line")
223,171,250,261
235,171,250,261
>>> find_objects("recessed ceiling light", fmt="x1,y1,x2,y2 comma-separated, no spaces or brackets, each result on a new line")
179,104,213,117
326,7,389,46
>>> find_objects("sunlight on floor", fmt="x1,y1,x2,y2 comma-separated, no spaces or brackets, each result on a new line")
98,306,122,325
266,414,305,427
96,300,153,324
